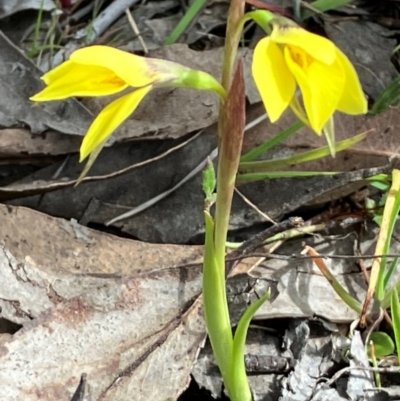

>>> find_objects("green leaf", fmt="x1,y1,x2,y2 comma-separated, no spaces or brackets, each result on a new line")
239,121,303,163
368,332,395,358
375,170,400,300
303,0,357,19
238,131,367,173
369,75,400,116
202,158,216,200
307,247,362,313
391,287,400,363
202,211,233,381
384,258,400,290
229,290,270,401
165,0,207,45
370,181,391,192
237,170,337,183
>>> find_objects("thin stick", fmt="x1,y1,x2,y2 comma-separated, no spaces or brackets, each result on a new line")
125,8,148,54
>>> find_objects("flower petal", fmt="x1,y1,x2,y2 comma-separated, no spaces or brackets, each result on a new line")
335,48,367,115
271,24,336,65
71,46,180,88
252,37,296,122
284,46,345,133
30,61,128,101
80,86,153,161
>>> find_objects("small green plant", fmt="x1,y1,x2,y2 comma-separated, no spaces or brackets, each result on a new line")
30,1,370,399
27,0,63,62
307,169,400,373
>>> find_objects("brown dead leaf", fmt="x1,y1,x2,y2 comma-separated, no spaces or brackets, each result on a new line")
324,20,397,100
0,31,92,136
0,204,205,400
123,1,228,52
0,245,204,401
0,0,55,19
0,204,203,281
0,128,80,157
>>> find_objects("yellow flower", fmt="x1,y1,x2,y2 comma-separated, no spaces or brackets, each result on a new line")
31,45,224,170
252,22,367,134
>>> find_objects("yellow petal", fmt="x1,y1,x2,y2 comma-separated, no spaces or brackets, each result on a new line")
80,86,153,161
335,48,367,115
284,45,345,133
71,46,179,88
271,24,336,65
252,37,296,122
30,61,128,101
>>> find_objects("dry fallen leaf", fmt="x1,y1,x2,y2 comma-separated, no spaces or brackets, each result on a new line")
0,128,80,157
0,0,55,19
324,20,397,100
0,204,205,400
0,31,92,136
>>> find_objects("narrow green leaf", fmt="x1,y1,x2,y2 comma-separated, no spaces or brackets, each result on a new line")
237,170,337,183
390,287,400,364
229,290,270,401
306,247,362,313
384,257,399,290
376,170,400,300
239,131,367,173
202,158,216,199
165,0,207,45
369,75,400,116
239,121,303,163
369,181,391,192
303,0,356,19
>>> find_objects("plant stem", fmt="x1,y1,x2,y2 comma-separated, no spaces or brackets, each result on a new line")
204,1,248,399
214,0,244,273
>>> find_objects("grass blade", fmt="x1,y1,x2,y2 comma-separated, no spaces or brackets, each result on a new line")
391,287,400,365
165,0,207,45
239,121,303,163
238,131,367,173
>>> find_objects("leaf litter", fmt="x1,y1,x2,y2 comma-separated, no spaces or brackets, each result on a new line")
0,1,400,400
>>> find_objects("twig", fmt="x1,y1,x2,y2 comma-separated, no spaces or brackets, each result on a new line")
105,113,268,225
226,217,303,276
234,187,276,224
125,8,148,54
106,149,217,225
317,365,400,390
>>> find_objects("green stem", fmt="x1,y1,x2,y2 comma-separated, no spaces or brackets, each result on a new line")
206,1,249,400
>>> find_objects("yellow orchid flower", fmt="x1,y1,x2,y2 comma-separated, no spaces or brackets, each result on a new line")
252,21,367,135
30,45,225,175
